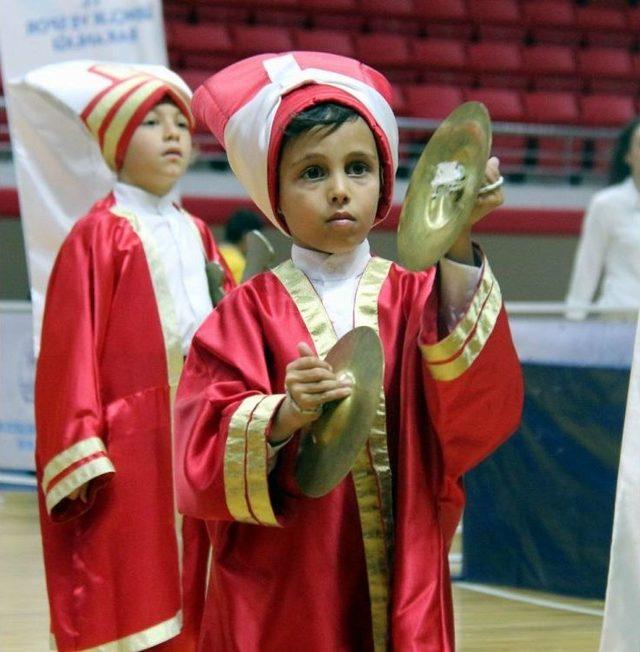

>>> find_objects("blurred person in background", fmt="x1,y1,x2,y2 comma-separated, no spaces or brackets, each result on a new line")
566,117,640,320
219,207,265,283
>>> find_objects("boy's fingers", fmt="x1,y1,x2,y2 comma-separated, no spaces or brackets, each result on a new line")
297,342,315,358
289,357,332,372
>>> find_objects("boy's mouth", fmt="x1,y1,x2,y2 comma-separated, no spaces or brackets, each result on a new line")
327,211,355,223
162,148,183,158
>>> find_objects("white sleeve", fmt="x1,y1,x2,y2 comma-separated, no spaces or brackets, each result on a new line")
565,197,610,320
438,255,483,331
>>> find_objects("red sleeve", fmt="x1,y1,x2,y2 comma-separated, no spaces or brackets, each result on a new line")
418,255,524,481
35,214,116,521
174,282,285,527
420,255,524,480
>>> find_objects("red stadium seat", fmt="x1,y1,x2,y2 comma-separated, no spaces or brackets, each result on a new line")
411,38,473,86
523,91,581,175
361,0,418,34
580,94,636,127
466,40,524,89
403,84,464,119
250,0,307,27
302,0,363,30
522,91,579,125
464,88,524,122
521,44,579,92
468,0,526,41
522,0,580,45
390,84,408,116
465,88,527,169
168,22,234,69
169,22,233,56
230,25,294,57
577,47,635,94
576,6,634,48
413,0,473,39
354,34,414,82
292,29,355,58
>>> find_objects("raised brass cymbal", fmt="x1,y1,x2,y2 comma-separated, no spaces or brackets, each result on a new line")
397,102,492,271
296,326,383,498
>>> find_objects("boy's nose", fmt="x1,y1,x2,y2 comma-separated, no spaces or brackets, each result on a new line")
164,121,180,140
329,176,350,206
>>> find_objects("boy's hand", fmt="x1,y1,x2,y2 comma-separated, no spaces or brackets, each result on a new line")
468,156,504,226
445,156,503,265
68,482,89,502
270,342,353,442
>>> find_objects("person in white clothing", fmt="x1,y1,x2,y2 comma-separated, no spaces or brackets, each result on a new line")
566,117,640,319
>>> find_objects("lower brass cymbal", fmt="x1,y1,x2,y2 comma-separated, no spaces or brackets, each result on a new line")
296,326,384,498
397,101,491,271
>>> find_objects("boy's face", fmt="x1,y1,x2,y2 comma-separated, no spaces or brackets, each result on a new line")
118,101,192,196
278,117,380,255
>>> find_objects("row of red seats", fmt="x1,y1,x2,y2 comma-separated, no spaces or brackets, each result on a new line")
394,86,637,128
164,0,640,48
167,23,640,93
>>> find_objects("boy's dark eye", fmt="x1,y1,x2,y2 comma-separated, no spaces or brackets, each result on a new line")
142,117,159,126
301,165,325,181
347,161,369,176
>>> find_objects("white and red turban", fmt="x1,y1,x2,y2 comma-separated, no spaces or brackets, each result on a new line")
21,60,193,171
192,51,399,234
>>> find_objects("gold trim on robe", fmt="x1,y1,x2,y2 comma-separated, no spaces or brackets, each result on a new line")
45,457,115,515
42,436,111,493
272,257,393,652
58,610,183,652
224,394,287,525
110,206,186,609
421,257,503,381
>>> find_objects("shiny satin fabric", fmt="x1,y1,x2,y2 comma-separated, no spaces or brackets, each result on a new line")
35,194,234,651
174,256,523,651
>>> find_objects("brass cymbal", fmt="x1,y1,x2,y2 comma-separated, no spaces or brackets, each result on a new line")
296,326,384,498
241,229,275,282
397,101,491,271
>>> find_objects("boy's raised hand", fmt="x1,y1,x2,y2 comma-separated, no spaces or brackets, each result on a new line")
270,342,353,442
445,156,504,265
469,156,504,226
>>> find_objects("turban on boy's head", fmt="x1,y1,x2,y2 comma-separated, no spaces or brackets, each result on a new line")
20,60,193,171
192,51,399,234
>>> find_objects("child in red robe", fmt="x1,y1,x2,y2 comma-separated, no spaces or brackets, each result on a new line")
33,61,233,651
175,52,523,651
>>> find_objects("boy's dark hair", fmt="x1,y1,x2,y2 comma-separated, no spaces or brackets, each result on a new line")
224,209,264,243
280,102,361,151
609,116,640,185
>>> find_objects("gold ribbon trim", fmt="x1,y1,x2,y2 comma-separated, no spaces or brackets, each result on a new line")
42,436,108,492
224,394,264,524
53,609,183,651
422,257,495,364
423,279,503,381
111,207,185,571
45,456,115,515
245,394,285,526
273,257,392,651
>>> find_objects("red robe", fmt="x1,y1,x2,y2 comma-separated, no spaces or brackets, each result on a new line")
35,194,234,651
175,254,523,651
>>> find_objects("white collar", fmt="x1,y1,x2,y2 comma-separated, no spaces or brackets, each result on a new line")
114,181,179,214
291,240,371,282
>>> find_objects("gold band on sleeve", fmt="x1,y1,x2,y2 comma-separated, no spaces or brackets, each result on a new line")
421,259,502,381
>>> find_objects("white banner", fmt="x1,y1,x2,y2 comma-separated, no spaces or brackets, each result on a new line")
0,302,36,471
0,0,168,354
